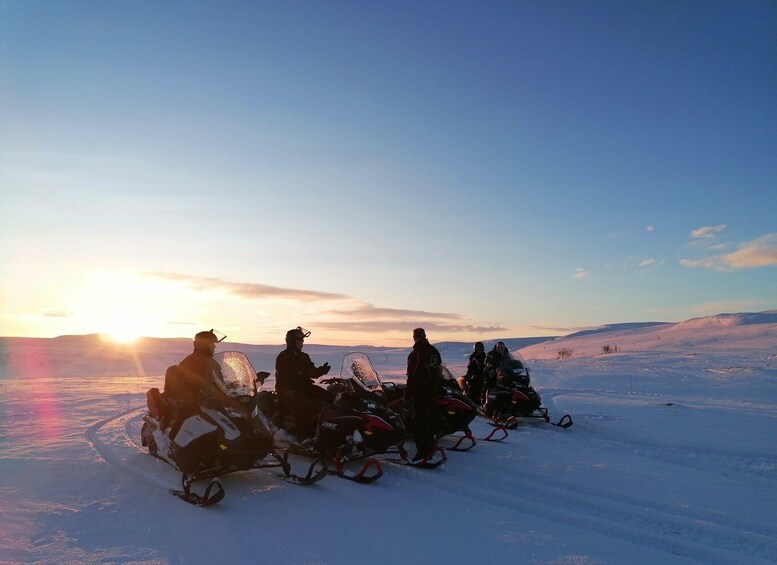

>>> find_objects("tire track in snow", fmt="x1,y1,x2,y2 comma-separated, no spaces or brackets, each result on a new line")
542,389,777,484
84,406,177,492
418,454,776,564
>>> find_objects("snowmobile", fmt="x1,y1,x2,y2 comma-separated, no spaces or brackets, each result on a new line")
256,352,406,483
382,363,507,455
480,351,573,429
140,351,327,506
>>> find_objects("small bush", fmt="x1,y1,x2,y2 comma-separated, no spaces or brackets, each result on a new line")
557,348,573,359
602,344,619,354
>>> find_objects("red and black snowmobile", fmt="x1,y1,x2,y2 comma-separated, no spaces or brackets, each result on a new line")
257,352,406,483
380,361,508,461
140,351,327,506
480,351,573,429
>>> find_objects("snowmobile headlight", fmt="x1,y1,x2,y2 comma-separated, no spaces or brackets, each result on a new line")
224,406,247,419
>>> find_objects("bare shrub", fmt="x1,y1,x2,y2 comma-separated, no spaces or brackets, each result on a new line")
602,344,619,354
557,348,573,359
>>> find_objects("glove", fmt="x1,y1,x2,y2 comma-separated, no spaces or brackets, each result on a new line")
319,362,331,376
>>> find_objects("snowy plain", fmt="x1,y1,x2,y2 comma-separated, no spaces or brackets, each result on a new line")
1,312,776,564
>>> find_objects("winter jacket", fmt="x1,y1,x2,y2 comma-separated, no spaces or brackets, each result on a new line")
275,347,326,395
174,349,218,405
464,351,486,385
484,348,506,374
405,339,443,402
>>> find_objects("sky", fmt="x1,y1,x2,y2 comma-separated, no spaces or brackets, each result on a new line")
1,0,776,346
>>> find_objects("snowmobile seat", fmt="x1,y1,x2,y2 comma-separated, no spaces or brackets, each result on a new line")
146,387,171,422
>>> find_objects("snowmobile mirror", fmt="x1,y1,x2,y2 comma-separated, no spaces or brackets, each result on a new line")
256,371,270,384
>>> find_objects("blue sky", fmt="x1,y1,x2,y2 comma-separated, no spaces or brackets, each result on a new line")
1,1,775,345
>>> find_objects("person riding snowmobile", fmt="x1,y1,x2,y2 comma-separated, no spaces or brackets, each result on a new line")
164,330,244,436
462,341,486,403
483,341,508,391
405,327,444,461
274,327,334,440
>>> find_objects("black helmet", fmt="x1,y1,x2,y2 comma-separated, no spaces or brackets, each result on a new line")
193,329,219,351
474,341,484,351
285,326,311,345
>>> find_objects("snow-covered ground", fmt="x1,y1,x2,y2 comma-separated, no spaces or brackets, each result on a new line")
2,313,776,564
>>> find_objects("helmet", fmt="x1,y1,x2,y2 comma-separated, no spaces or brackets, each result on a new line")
193,329,218,351
285,326,311,345
474,341,484,351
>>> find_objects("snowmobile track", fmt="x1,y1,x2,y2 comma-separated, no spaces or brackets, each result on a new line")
426,455,777,564
85,406,174,492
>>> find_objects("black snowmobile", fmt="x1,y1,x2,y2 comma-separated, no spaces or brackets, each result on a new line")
480,351,573,429
141,351,326,506
257,352,406,483
382,363,507,457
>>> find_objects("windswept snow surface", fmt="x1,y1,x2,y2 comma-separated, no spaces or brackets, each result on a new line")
1,315,777,564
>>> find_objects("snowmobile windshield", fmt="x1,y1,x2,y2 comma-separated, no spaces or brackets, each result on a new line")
498,351,530,383
440,365,457,383
213,351,257,397
340,352,383,394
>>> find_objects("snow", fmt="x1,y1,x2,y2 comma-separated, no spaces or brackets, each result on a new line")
1,313,777,564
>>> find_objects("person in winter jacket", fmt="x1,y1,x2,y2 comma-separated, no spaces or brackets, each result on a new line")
463,341,486,403
483,341,508,391
405,327,443,461
275,327,334,440
166,329,242,436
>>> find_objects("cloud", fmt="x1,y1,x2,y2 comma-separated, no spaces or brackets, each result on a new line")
42,310,71,318
313,320,507,334
645,225,655,232
680,234,777,271
688,299,774,316
638,259,657,267
690,225,727,239
529,325,589,334
144,272,504,336
325,303,462,321
573,268,590,279
143,272,351,302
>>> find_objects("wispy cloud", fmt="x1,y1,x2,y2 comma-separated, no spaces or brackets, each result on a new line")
325,304,462,321
42,310,71,318
573,268,590,279
690,224,727,239
638,258,657,267
529,325,589,334
313,320,507,334
645,225,655,232
680,233,777,271
143,272,351,302
688,299,774,316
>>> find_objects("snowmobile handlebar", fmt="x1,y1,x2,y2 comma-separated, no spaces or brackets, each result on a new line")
319,377,343,385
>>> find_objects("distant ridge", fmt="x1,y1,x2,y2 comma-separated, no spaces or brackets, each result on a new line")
520,310,777,359
565,322,670,339
671,311,777,330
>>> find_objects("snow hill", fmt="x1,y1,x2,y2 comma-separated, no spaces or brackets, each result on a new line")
1,311,776,564
521,311,777,360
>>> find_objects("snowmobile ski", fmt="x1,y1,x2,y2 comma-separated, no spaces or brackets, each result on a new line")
446,427,477,451
170,474,226,507
272,450,329,485
332,449,383,483
382,443,447,469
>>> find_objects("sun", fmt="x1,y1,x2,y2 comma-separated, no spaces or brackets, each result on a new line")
100,317,146,344
105,328,141,344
